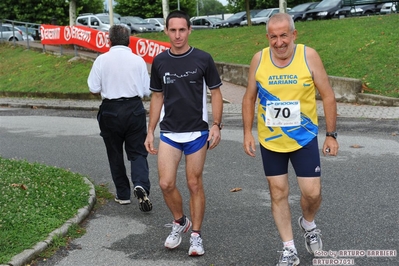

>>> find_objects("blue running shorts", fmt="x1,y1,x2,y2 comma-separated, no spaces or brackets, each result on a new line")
160,131,209,155
260,137,321,177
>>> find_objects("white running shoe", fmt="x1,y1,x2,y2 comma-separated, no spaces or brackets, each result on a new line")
164,217,192,249
276,247,300,266
298,216,323,254
114,197,131,205
188,232,205,256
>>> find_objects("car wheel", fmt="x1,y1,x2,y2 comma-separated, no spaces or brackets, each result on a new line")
364,11,373,16
8,37,18,42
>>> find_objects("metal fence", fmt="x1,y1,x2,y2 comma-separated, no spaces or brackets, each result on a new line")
0,19,41,49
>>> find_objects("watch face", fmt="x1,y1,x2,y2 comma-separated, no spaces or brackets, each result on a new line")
327,132,337,138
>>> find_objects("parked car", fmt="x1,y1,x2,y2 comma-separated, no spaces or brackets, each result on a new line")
241,8,291,25
191,17,227,29
380,2,397,13
221,10,262,27
144,17,165,32
144,18,165,31
14,26,34,41
16,25,39,40
0,23,24,41
334,3,383,18
288,2,320,22
95,13,122,19
119,16,157,34
76,13,125,32
302,0,343,20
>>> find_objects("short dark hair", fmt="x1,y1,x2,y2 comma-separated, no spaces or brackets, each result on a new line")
166,10,191,29
109,25,130,47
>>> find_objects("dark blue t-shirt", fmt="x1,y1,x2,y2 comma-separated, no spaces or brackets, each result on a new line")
150,47,222,133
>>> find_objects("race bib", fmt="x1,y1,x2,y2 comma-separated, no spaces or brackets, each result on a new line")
265,100,301,127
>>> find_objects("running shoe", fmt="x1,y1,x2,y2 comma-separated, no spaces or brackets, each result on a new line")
164,217,192,249
133,186,152,212
276,247,300,266
114,197,131,205
298,216,323,254
188,232,205,256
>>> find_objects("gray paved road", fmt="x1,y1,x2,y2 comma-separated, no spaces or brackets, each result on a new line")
0,108,398,266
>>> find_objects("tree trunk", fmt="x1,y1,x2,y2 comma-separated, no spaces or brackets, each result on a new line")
69,0,77,26
279,0,287,13
245,0,251,26
162,0,169,22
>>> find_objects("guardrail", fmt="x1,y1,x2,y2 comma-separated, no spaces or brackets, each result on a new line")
0,19,41,49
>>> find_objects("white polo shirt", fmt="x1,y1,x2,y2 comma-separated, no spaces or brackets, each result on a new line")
88,45,150,99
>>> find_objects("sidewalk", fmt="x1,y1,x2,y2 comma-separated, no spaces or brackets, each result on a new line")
1,95,399,119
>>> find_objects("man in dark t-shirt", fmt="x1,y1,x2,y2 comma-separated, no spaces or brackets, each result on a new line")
144,10,223,257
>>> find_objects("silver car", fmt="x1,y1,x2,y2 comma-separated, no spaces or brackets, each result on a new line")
0,23,24,41
191,17,228,29
119,16,158,34
145,18,165,32
76,13,127,32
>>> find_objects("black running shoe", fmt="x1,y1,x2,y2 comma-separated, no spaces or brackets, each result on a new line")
133,186,152,212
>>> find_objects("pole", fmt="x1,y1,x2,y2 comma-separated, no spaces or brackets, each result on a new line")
108,0,114,26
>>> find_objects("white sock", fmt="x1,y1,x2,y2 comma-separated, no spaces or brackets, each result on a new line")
283,240,297,253
301,217,317,231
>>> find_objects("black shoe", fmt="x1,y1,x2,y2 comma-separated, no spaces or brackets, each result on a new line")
133,186,152,212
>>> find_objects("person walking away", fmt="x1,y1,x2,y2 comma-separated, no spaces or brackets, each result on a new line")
144,10,223,256
88,24,152,212
242,13,339,266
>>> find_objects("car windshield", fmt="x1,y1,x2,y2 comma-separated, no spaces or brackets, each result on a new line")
290,3,313,12
254,9,273,17
208,17,223,22
97,15,120,24
229,11,245,19
317,0,341,8
156,18,165,25
126,17,147,24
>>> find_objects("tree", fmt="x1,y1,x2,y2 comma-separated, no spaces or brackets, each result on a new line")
0,0,103,25
114,0,196,18
197,0,226,16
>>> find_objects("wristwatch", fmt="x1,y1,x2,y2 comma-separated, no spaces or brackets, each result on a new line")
326,131,338,139
212,122,223,130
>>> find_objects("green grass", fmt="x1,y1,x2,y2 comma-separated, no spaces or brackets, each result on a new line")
0,156,113,264
0,14,398,98
0,45,93,95
143,15,399,98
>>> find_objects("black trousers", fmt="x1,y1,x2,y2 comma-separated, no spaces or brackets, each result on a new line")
97,97,150,200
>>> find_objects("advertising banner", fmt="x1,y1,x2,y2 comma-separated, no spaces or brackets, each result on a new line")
40,24,170,64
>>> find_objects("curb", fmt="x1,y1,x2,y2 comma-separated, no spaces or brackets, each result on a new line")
2,178,96,266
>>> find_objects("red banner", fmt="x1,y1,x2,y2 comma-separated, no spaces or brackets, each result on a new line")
40,24,170,64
